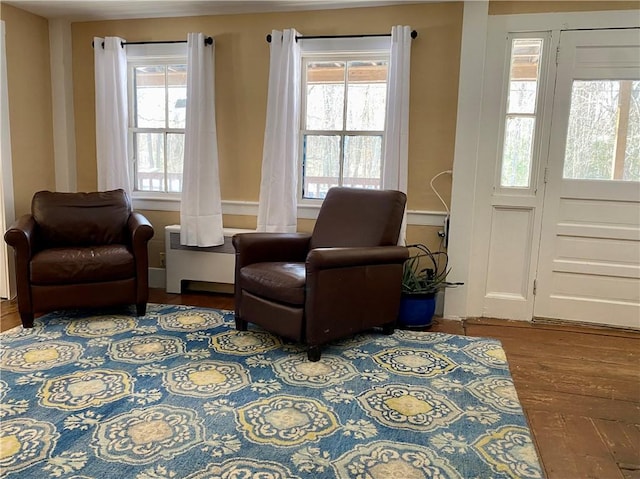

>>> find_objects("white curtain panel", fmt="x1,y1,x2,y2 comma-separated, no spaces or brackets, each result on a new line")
94,36,131,194
257,29,301,233
1,20,16,299
180,33,224,247
382,25,412,245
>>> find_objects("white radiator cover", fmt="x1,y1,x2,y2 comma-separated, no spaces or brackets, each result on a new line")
165,225,253,293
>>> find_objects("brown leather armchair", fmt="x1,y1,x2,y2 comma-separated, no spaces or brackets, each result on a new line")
233,187,409,361
4,189,154,328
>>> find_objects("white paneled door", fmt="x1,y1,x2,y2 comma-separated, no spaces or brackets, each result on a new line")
534,29,640,328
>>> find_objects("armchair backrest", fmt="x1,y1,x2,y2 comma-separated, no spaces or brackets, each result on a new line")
310,187,406,249
32,189,132,247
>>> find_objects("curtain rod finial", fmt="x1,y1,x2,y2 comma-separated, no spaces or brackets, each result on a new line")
204,36,213,45
266,33,272,43
411,30,418,39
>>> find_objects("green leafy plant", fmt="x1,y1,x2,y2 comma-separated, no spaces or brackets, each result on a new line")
401,243,462,295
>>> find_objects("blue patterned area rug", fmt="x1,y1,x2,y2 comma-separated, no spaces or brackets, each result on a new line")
0,304,542,479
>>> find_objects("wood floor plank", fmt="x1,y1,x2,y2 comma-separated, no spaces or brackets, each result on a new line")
505,353,639,385
562,414,623,479
526,410,590,479
408,317,466,335
467,316,639,339
149,290,235,310
0,299,20,332
506,354,639,398
520,346,635,371
623,469,640,479
519,389,640,423
509,365,639,402
466,318,640,345
595,419,640,470
466,323,640,365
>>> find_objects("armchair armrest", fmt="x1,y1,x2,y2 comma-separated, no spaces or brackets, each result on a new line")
128,212,154,252
4,215,37,314
233,233,311,268
4,215,36,259
128,212,154,306
306,246,408,271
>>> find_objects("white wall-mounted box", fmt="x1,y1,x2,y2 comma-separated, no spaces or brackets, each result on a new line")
164,225,253,294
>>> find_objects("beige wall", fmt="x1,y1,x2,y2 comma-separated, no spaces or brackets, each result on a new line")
1,3,55,218
489,1,640,15
71,3,463,265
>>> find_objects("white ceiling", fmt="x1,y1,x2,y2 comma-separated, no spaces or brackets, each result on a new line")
4,0,431,21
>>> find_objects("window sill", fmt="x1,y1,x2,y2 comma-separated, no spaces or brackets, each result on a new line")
133,193,181,212
297,200,322,219
132,195,446,226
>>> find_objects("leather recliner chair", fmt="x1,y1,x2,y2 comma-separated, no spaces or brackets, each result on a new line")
4,189,154,328
233,187,409,361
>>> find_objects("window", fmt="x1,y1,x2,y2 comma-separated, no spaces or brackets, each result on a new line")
499,37,545,189
563,80,639,181
127,45,187,194
301,52,389,199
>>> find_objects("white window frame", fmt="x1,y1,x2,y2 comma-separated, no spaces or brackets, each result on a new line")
495,31,552,196
298,36,391,206
126,43,187,209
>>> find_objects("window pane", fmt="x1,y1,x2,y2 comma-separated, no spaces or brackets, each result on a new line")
135,66,166,128
564,80,639,182
499,37,543,189
305,61,344,130
135,132,165,192
166,133,184,192
346,60,388,131
343,135,382,189
501,116,535,188
507,39,543,114
167,65,187,129
302,135,340,199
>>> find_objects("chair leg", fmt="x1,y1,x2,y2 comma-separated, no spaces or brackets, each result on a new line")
235,316,248,331
20,312,34,329
382,322,395,335
136,303,147,317
307,346,321,362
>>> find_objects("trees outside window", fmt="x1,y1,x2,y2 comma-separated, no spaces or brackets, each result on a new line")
129,63,187,193
301,57,388,199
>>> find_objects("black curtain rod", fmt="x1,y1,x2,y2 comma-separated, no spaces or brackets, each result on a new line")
266,30,417,43
92,37,213,49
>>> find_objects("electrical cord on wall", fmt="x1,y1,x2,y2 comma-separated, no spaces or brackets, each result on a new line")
430,170,452,248
430,170,452,214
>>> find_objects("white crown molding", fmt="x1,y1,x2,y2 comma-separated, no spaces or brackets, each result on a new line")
5,1,433,21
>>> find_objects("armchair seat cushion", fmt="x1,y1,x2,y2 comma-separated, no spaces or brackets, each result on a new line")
239,262,306,305
31,245,135,285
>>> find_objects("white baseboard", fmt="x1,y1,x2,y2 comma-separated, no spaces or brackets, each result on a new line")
149,267,166,290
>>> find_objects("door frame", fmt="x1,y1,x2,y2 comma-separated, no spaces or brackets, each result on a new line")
446,7,640,320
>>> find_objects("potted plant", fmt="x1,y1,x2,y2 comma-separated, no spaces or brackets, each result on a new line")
398,243,462,328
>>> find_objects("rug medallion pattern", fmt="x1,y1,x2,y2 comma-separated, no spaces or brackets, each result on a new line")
0,304,542,478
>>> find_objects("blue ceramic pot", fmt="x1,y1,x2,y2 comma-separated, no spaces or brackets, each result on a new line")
398,292,436,328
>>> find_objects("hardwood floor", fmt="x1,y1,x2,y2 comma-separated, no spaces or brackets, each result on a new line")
1,289,638,478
